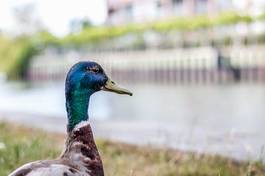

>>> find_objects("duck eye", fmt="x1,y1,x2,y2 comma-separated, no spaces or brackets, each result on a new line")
91,67,99,73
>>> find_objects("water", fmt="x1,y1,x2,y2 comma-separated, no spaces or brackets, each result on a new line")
0,81,265,161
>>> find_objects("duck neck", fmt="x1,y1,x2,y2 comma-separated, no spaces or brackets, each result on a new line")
66,88,93,132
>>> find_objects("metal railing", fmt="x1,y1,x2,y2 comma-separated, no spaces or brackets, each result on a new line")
28,46,265,84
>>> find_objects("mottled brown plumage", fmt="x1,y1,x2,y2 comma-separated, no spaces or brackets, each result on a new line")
9,122,104,176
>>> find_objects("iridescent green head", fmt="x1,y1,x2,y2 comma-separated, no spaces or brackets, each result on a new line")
65,61,132,132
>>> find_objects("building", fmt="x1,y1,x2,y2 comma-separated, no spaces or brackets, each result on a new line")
106,0,233,25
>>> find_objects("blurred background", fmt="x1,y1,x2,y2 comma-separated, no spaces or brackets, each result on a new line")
0,0,265,162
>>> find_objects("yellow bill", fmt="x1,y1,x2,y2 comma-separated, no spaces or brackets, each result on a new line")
101,79,133,96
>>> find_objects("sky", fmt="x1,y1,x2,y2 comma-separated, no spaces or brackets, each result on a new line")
0,0,107,36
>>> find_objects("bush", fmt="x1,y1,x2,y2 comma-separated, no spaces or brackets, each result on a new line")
62,12,254,45
0,36,37,80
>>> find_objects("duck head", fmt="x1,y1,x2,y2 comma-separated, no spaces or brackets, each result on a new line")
66,61,132,96
65,61,132,131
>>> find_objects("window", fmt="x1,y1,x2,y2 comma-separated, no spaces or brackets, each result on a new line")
195,0,208,14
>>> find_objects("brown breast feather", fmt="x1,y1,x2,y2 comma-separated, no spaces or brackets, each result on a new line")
9,122,104,176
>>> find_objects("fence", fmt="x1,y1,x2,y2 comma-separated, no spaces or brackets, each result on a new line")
28,46,265,84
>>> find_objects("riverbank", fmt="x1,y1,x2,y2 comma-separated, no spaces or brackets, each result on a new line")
0,122,264,176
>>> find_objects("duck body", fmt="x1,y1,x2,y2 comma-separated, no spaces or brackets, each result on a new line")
9,61,132,176
10,122,104,176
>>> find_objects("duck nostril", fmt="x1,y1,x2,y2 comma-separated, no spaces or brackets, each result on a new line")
111,81,115,84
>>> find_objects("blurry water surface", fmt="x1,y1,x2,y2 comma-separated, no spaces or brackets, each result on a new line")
0,81,265,161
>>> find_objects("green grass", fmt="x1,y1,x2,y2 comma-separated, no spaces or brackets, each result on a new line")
0,122,264,176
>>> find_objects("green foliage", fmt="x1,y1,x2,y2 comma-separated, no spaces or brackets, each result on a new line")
32,31,61,47
0,36,37,80
62,12,254,45
152,15,212,32
214,12,252,26
54,12,256,49
62,23,146,47
257,12,265,21
0,122,264,176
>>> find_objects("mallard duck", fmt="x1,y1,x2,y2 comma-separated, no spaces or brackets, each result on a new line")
9,61,132,176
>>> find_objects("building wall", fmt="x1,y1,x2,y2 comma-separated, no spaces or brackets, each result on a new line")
232,0,265,16
106,0,265,25
106,0,235,25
